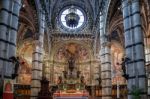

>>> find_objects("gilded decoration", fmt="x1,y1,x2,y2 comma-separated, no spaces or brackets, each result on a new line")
52,43,91,84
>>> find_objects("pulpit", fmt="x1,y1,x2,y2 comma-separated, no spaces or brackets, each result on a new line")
38,77,52,99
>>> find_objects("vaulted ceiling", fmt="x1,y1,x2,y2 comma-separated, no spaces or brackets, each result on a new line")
15,0,150,84
42,0,103,21
40,0,104,33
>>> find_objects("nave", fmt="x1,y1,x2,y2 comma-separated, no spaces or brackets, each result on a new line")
0,0,150,99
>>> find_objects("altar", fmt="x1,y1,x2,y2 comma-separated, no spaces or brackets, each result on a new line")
53,52,89,99
53,90,89,99
54,97,88,99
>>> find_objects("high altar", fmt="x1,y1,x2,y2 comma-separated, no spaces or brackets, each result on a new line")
53,54,89,99
53,78,89,99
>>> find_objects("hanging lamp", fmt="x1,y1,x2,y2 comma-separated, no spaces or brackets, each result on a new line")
65,4,80,28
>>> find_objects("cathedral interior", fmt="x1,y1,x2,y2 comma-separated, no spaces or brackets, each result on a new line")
0,0,150,99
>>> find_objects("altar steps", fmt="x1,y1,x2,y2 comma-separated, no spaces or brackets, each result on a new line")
54,97,88,99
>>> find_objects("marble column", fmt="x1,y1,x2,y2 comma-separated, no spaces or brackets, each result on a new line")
122,0,147,98
148,73,150,97
100,15,112,99
31,10,45,99
49,62,53,83
0,0,21,80
43,60,50,81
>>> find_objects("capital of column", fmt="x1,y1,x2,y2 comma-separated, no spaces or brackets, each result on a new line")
32,40,42,48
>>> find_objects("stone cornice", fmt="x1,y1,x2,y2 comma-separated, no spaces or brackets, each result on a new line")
51,33,94,39
49,60,100,65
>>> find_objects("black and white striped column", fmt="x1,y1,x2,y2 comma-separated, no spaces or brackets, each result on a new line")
100,14,112,99
43,60,50,81
31,10,45,99
0,0,21,79
122,0,147,98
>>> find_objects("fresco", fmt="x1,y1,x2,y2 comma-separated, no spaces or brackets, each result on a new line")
55,43,89,62
78,47,89,61
111,43,126,85
18,74,31,84
18,57,32,84
56,48,66,62
53,43,90,84
17,41,33,85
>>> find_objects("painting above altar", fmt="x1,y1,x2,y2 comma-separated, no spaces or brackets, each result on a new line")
55,43,89,62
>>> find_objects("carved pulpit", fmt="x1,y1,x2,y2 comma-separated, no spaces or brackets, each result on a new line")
38,77,52,99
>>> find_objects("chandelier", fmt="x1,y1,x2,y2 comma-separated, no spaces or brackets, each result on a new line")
65,6,80,28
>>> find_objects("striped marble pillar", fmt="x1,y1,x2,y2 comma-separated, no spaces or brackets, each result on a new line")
31,10,45,99
122,0,147,98
148,73,150,97
50,62,53,83
43,60,50,81
0,0,21,80
100,15,112,99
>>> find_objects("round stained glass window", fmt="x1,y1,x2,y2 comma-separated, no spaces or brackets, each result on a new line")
60,7,85,30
